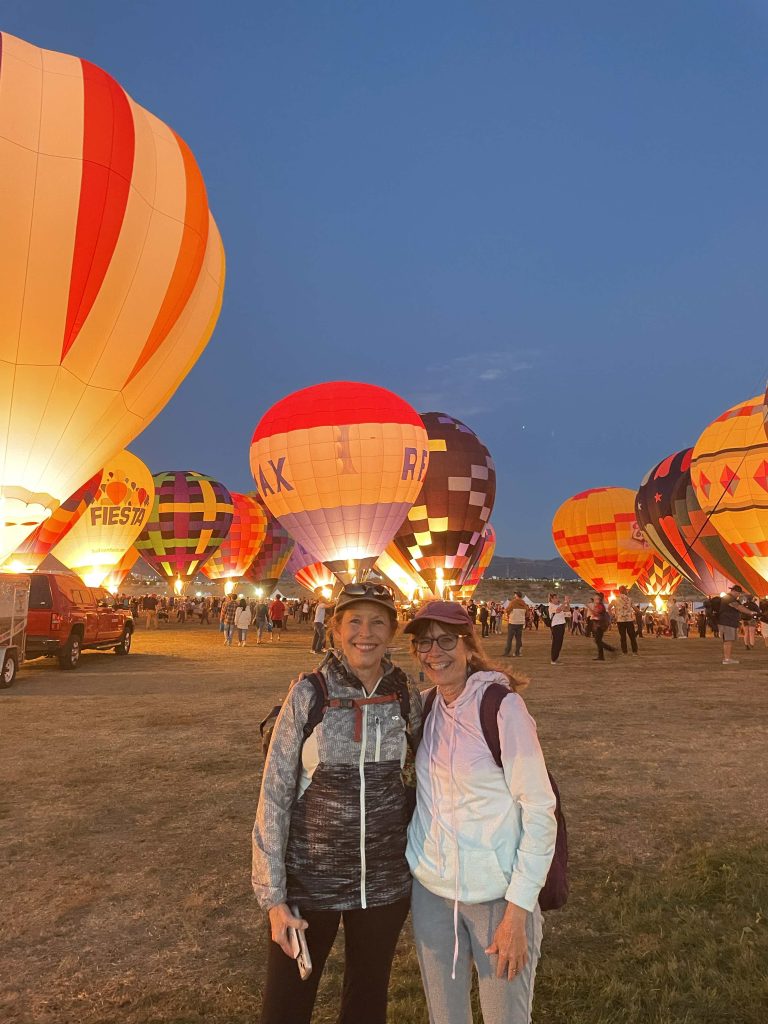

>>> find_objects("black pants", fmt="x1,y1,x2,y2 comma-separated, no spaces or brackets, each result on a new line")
593,626,615,659
260,897,410,1024
481,619,489,637
617,620,638,654
550,622,565,662
503,623,523,656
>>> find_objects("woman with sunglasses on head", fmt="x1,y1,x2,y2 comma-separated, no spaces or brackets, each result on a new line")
252,583,422,1024
404,601,557,1024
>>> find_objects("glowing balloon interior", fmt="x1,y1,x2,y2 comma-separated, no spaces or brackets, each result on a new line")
392,412,496,595
135,471,233,585
201,492,268,582
0,31,225,564
53,450,154,587
250,382,428,581
552,487,650,594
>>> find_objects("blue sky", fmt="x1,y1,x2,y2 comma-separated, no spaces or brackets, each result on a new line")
6,1,768,555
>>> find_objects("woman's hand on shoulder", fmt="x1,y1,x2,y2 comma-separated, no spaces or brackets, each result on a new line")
268,902,308,957
485,902,529,981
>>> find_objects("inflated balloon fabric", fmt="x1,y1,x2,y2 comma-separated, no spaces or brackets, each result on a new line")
250,382,428,577
691,395,768,592
635,555,682,598
0,31,225,561
243,496,295,590
392,413,496,592
53,450,154,587
202,492,268,581
552,487,650,593
459,524,497,596
135,471,233,582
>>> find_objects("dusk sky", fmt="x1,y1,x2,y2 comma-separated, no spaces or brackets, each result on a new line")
7,1,768,556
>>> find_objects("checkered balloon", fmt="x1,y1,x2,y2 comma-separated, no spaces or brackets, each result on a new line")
201,492,268,581
391,413,496,593
242,495,295,590
135,470,234,582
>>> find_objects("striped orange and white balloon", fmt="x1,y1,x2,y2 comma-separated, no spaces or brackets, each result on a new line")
0,31,225,562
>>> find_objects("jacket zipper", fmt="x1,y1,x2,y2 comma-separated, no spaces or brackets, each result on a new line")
374,716,381,762
359,703,368,908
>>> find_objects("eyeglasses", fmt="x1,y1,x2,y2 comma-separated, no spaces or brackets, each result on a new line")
413,634,461,653
341,583,394,599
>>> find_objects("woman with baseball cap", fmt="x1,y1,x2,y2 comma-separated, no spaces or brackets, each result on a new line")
404,601,556,1024
253,582,422,1024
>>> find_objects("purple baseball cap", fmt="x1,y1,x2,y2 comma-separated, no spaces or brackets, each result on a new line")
403,600,474,634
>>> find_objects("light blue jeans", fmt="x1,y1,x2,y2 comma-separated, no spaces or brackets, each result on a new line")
411,879,543,1024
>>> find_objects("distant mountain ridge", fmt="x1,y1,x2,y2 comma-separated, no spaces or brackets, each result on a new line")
488,555,578,580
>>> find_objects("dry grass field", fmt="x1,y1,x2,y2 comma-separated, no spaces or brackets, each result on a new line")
2,618,767,1023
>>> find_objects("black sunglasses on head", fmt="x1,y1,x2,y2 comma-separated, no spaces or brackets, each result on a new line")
341,583,395,599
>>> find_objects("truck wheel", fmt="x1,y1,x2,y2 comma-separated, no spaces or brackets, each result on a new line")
59,634,82,670
114,629,132,656
0,652,17,688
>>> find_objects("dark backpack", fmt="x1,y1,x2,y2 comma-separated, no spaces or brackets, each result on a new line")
259,670,413,757
422,681,569,912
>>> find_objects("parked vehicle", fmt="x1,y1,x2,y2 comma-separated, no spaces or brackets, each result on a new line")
0,574,31,687
25,571,134,670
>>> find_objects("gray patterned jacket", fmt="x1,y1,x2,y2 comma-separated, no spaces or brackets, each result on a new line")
252,651,423,912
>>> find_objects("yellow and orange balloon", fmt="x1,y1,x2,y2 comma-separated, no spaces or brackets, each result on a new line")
552,487,650,595
0,31,225,562
52,450,154,588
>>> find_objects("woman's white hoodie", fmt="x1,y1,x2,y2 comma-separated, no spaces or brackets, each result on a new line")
406,671,557,912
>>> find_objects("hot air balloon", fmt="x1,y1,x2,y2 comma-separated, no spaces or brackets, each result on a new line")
285,543,336,596
0,31,225,564
375,542,432,602
391,413,496,597
690,396,768,593
458,524,497,598
635,555,682,604
243,498,295,594
52,450,154,587
250,382,429,582
635,450,737,596
135,471,233,592
101,547,139,594
201,492,268,593
552,487,650,595
2,470,102,572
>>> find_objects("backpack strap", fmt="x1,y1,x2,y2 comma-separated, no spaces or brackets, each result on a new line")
478,682,511,768
422,686,438,721
301,671,329,741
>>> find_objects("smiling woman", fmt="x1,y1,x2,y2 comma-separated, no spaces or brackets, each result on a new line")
404,601,557,1024
252,583,423,1024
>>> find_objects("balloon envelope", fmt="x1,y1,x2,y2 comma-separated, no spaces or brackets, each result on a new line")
691,395,768,593
459,524,497,597
201,492,268,581
243,497,295,592
285,543,336,595
250,382,428,580
552,487,650,594
635,555,682,599
135,471,233,583
101,546,139,593
392,413,496,595
53,450,154,587
0,31,225,562
3,470,102,571
635,449,734,596
375,542,432,602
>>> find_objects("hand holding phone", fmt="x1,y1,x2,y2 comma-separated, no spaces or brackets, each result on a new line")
288,904,312,980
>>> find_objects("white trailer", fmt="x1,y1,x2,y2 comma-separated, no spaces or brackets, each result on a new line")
0,574,31,687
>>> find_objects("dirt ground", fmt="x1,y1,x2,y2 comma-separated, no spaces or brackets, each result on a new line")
2,618,767,1023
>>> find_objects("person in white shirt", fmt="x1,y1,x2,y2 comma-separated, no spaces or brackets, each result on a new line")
234,598,252,647
311,597,331,654
404,601,557,1024
547,593,568,665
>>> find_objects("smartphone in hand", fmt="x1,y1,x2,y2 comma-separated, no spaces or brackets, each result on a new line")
288,904,312,981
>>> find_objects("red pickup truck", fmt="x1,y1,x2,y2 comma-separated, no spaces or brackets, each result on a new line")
25,571,134,670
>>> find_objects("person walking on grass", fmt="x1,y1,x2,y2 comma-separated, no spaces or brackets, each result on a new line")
588,592,615,661
718,586,754,664
234,598,252,647
269,594,286,642
222,594,238,646
503,592,527,658
613,586,638,656
547,593,567,665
